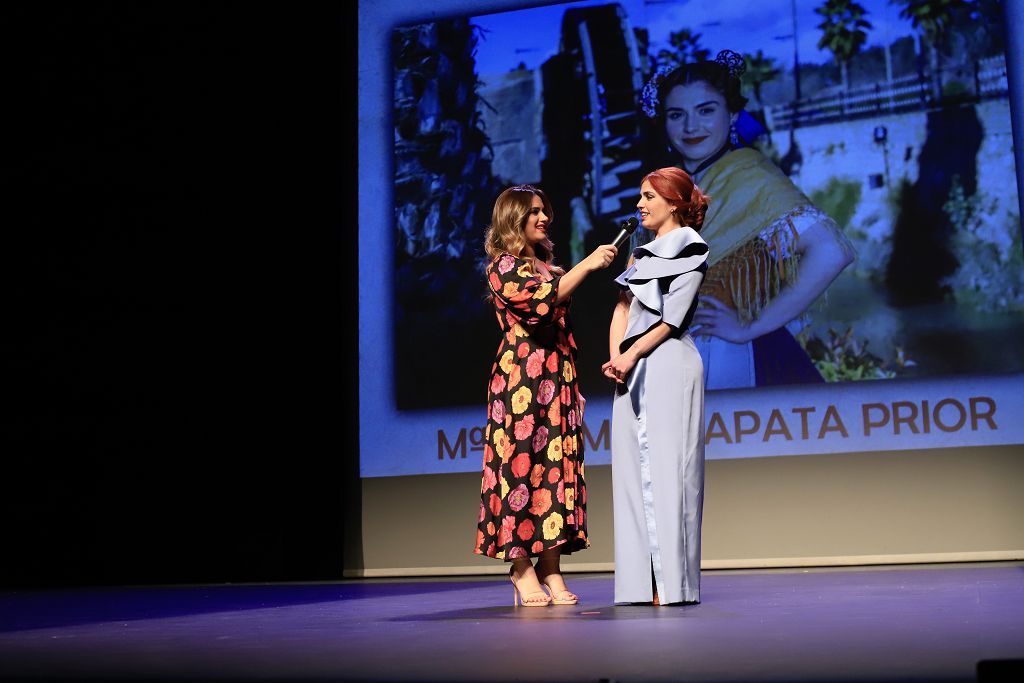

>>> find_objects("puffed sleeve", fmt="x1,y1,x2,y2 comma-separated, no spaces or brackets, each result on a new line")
486,253,562,326
617,227,709,353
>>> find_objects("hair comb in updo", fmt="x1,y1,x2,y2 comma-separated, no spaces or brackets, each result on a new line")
713,49,746,78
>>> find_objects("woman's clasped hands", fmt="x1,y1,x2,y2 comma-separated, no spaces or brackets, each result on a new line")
602,351,637,385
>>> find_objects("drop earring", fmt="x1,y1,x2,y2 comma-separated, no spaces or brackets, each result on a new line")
729,122,740,147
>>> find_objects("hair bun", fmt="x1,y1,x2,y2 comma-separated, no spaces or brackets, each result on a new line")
683,184,710,231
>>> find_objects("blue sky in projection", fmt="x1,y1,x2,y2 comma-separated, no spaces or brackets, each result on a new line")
472,0,920,77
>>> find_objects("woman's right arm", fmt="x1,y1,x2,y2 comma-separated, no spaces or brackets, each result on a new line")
554,244,618,304
608,292,629,353
603,291,630,382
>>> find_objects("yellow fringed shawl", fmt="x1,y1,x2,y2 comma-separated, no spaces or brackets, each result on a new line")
698,148,815,323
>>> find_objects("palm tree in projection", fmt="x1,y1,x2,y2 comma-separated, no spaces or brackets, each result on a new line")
893,0,966,102
742,49,781,110
656,28,710,68
815,0,872,113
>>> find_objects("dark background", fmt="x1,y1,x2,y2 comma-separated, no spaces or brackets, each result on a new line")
3,4,359,587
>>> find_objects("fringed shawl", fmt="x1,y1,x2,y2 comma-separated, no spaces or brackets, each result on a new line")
698,148,826,323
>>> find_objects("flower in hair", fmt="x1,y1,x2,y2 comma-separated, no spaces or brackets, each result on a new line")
641,64,675,118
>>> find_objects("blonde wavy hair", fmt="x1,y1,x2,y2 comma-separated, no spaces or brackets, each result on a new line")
483,185,561,273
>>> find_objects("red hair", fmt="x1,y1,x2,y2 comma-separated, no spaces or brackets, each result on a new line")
642,167,710,232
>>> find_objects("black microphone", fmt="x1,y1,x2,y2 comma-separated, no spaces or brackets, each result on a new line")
610,216,639,250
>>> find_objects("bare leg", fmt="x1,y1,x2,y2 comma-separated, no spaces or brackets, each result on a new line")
510,559,550,606
535,548,578,603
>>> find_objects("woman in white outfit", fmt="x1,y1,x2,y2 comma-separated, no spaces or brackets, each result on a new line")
603,167,709,605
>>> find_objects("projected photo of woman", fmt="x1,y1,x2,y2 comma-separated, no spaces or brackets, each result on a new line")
645,50,855,389
605,167,709,605
474,184,617,606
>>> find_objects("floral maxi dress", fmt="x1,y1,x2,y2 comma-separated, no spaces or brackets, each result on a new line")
474,252,589,561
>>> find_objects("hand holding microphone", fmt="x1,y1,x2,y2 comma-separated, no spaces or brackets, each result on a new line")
611,216,639,250
557,218,637,302
582,216,639,272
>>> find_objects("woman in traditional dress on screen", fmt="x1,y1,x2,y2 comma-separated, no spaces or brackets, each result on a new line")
475,184,617,606
642,50,855,389
604,167,709,605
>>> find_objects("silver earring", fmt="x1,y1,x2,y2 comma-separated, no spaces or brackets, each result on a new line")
729,122,740,147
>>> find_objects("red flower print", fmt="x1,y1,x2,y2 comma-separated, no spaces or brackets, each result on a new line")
507,483,530,512
477,249,589,561
498,516,515,546
530,464,544,488
525,349,546,379
548,397,561,425
529,488,552,516
532,425,549,453
508,365,522,389
513,414,535,441
481,467,497,493
510,452,531,479
497,254,515,274
537,379,555,405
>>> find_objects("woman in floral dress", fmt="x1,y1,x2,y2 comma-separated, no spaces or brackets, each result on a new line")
474,184,617,606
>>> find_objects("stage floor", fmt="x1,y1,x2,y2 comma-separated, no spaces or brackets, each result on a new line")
1,562,1022,682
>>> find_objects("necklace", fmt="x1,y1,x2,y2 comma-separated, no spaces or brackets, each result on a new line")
684,143,731,182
